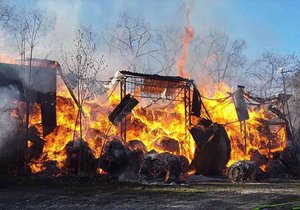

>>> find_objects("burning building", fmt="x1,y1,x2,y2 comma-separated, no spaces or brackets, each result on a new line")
0,58,298,181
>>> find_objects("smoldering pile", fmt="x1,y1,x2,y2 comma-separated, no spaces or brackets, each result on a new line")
227,145,300,182
32,135,190,183
97,137,189,183
57,117,233,183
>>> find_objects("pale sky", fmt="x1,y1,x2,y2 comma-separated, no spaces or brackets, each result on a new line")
6,0,300,58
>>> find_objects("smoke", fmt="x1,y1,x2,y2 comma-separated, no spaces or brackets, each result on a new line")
35,0,82,61
35,0,125,80
177,0,194,78
1,0,83,61
0,85,20,150
0,0,278,84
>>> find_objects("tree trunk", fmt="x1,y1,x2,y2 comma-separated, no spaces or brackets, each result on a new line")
77,81,83,176
23,47,33,172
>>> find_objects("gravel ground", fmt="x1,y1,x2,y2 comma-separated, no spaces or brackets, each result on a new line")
0,176,299,210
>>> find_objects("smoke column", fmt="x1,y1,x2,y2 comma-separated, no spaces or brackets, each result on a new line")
0,86,20,150
177,0,195,78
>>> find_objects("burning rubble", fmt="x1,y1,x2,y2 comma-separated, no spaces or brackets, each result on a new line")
0,59,299,183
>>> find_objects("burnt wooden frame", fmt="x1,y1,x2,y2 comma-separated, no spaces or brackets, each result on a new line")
118,71,194,142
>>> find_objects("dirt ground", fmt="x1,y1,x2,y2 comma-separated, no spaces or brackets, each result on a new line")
0,176,299,210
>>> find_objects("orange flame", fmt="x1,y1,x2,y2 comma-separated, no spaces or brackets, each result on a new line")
27,77,196,173
199,82,287,166
26,78,287,174
177,1,194,78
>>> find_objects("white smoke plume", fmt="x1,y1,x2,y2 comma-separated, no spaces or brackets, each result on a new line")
0,85,20,150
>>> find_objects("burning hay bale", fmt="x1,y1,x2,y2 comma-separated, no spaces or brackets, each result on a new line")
64,138,97,175
98,137,130,176
139,150,185,182
99,138,188,182
30,160,61,177
121,147,145,180
152,136,180,155
160,152,182,182
121,140,147,180
179,155,190,175
227,160,257,182
248,149,268,168
190,119,231,175
229,146,300,180
121,140,148,179
139,150,169,182
127,140,148,154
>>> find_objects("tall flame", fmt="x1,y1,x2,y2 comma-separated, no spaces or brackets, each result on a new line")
177,0,194,78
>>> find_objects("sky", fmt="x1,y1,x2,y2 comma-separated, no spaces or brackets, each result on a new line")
4,0,300,59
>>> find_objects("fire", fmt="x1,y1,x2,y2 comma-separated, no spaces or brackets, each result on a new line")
29,78,195,172
129,103,195,161
28,162,46,173
199,81,287,166
97,168,107,175
27,76,286,174
29,80,116,172
177,1,194,78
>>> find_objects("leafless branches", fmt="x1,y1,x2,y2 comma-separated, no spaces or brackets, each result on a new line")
189,31,247,84
0,0,12,29
61,29,108,175
103,12,153,72
8,8,50,165
9,9,48,70
61,29,107,138
246,52,299,98
9,8,49,103
62,29,108,106
151,26,182,75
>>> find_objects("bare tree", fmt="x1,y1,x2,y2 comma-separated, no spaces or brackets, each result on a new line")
9,8,49,168
189,31,247,84
245,52,300,143
0,0,12,29
246,52,299,98
101,16,249,83
291,69,300,142
102,12,155,72
151,26,182,75
61,29,107,175
10,11,27,66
